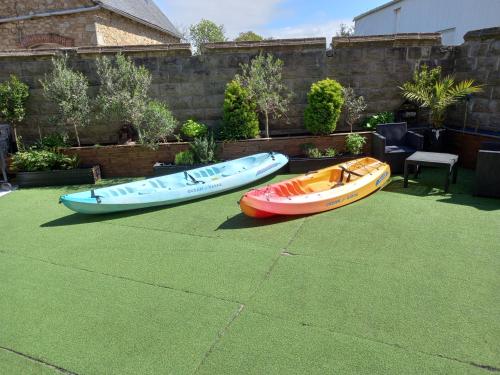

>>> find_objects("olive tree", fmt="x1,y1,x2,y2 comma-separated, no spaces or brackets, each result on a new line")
236,53,293,138
342,87,366,132
41,55,90,147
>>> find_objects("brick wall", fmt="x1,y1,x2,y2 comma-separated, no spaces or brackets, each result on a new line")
63,132,373,177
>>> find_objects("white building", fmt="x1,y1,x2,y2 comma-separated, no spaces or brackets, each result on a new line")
354,0,500,45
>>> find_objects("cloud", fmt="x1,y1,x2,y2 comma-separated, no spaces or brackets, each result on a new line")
262,19,353,41
159,0,286,37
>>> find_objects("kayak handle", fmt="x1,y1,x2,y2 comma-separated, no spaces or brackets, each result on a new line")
90,189,103,204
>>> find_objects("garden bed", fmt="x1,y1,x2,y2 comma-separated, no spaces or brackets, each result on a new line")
15,165,101,188
62,132,373,178
288,154,366,173
153,162,210,176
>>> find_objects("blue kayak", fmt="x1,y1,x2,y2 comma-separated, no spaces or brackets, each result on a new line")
60,152,288,214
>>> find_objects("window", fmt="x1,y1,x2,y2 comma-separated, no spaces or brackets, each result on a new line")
393,7,401,34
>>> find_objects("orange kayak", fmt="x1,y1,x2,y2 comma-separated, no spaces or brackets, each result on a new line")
240,157,390,218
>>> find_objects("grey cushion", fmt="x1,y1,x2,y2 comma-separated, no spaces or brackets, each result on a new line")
385,145,416,154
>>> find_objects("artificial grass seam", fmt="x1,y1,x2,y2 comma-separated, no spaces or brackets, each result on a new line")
243,309,499,373
193,304,246,374
0,250,242,305
246,217,308,303
0,346,77,375
99,221,219,240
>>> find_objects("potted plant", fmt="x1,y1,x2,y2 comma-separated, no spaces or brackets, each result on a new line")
400,65,483,152
0,75,29,151
11,145,100,188
153,133,218,176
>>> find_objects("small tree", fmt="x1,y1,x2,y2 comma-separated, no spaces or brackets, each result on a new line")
401,65,483,129
0,75,29,148
41,55,90,147
304,79,344,135
342,87,367,132
235,31,264,42
137,100,177,149
189,19,227,54
220,80,259,140
236,53,292,138
96,53,152,138
336,23,355,37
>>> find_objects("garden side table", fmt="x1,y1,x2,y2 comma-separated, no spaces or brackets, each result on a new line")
404,152,459,193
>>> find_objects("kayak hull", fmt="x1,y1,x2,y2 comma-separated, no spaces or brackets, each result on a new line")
60,152,288,214
240,157,390,218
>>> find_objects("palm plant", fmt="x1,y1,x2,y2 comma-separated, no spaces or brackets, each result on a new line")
400,65,483,129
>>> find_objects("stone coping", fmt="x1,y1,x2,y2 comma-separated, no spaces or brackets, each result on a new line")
332,33,441,48
0,43,192,57
464,27,500,41
202,38,327,53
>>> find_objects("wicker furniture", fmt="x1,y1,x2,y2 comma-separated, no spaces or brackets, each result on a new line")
475,142,500,198
373,122,424,173
404,152,458,193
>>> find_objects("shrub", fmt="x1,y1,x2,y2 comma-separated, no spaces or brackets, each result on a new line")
96,53,151,135
41,55,90,147
306,147,323,158
304,79,344,135
324,148,337,157
342,87,366,132
0,75,29,147
32,133,69,151
236,53,292,138
190,133,217,164
220,80,259,140
12,150,78,172
174,150,195,166
137,100,177,149
345,133,366,155
363,112,395,130
181,119,207,139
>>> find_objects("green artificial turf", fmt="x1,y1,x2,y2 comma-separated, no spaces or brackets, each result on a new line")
0,168,499,374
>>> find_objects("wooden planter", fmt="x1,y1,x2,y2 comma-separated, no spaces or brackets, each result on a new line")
15,165,101,188
288,154,365,173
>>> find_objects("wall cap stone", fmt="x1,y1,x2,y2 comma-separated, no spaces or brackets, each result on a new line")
463,27,500,41
332,33,441,48
202,38,326,53
0,43,192,57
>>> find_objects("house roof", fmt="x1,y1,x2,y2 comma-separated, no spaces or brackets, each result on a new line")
354,0,403,21
94,0,182,38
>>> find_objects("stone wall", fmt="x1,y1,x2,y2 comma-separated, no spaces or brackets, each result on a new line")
448,27,500,131
94,10,179,46
0,29,498,145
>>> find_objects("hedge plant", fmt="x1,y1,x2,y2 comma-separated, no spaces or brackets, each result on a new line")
304,79,344,135
174,150,195,165
181,119,207,139
220,80,259,140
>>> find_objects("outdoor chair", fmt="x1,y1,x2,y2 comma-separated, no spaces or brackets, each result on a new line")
475,142,500,198
373,122,424,173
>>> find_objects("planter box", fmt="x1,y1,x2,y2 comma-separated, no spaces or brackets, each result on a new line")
153,163,207,176
15,165,101,188
288,154,365,173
